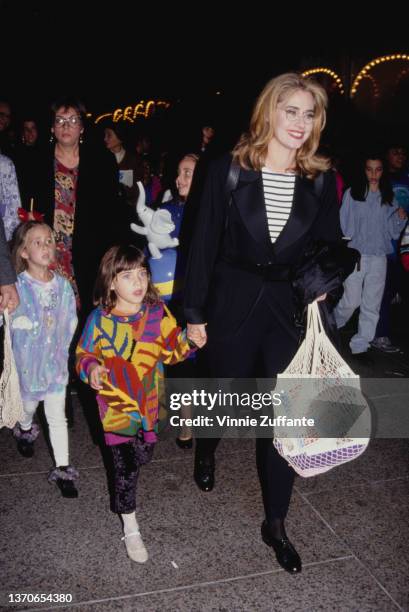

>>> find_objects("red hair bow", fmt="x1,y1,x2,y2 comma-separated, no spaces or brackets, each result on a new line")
17,208,44,222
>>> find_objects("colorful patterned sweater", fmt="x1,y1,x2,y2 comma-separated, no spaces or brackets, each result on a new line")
76,302,194,445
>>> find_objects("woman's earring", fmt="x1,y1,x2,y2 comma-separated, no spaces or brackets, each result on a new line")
79,132,84,144
49,132,55,144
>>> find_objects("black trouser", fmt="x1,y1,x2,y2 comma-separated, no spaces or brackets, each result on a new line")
109,436,155,514
376,254,407,337
196,281,299,521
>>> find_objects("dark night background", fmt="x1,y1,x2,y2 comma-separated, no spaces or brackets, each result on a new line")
2,0,409,167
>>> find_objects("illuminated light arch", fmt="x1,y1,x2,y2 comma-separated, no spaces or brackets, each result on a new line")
360,73,380,99
351,54,409,97
301,68,345,94
94,113,112,124
94,100,171,124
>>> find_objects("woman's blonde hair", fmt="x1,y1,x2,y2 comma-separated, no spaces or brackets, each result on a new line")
11,221,55,274
232,73,330,178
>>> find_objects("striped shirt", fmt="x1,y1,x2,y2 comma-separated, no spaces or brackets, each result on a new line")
262,168,295,243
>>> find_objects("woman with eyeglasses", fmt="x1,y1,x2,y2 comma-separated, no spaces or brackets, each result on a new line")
32,97,124,318
184,73,343,574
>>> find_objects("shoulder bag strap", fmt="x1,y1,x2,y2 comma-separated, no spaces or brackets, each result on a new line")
224,160,240,228
225,159,241,203
313,172,324,199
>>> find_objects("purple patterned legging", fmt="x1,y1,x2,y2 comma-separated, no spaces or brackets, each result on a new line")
110,435,155,514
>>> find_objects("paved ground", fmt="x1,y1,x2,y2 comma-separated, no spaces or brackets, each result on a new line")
1,304,408,611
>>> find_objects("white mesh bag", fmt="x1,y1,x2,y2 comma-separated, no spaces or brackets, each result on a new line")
0,309,24,429
273,301,370,477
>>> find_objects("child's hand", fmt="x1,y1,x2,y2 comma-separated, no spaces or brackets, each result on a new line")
88,363,109,390
187,323,207,349
397,207,408,220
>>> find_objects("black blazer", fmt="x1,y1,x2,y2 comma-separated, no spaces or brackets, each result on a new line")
184,154,342,335
32,144,126,310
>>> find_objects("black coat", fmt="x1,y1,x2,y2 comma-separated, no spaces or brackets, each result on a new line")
32,144,127,312
184,154,343,337
13,143,45,210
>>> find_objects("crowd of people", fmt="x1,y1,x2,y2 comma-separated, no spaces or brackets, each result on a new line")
0,74,408,572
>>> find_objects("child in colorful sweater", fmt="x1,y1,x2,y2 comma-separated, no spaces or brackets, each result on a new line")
11,221,78,497
76,245,203,563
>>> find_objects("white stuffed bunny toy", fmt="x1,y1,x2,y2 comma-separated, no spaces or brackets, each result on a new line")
130,181,179,259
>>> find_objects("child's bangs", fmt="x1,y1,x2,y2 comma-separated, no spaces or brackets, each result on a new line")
115,250,147,275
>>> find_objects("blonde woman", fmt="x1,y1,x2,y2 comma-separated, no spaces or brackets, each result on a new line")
184,73,343,574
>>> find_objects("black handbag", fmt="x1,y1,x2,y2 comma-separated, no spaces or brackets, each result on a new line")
291,240,360,345
292,240,360,309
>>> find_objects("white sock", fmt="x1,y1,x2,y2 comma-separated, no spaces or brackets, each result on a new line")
120,513,148,563
121,512,138,535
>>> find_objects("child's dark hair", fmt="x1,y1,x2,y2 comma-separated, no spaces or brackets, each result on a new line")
11,221,55,273
350,154,394,206
94,245,161,312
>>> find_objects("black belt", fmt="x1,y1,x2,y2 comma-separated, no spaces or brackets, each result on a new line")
222,259,292,281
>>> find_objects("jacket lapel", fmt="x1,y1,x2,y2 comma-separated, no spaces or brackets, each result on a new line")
232,169,273,256
231,170,321,260
273,176,321,258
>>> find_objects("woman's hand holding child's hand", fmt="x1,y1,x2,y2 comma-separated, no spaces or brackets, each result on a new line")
88,363,109,390
187,323,207,349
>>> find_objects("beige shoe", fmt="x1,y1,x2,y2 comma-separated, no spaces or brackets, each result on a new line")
121,530,148,563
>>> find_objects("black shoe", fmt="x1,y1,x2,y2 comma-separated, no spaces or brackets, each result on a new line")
17,438,34,458
261,521,302,574
176,437,193,450
194,455,215,492
56,478,78,498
